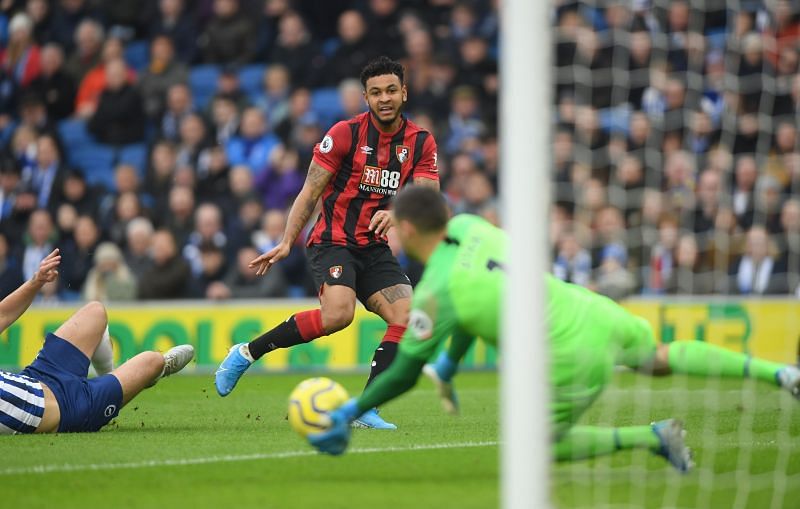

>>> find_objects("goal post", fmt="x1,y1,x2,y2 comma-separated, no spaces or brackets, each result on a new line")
500,0,552,508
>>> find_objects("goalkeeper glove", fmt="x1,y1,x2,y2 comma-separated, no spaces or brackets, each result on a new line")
307,398,359,456
422,351,460,415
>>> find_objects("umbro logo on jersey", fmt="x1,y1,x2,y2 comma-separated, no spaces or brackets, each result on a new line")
360,145,373,155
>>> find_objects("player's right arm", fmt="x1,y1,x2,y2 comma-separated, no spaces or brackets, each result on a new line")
250,162,333,275
0,249,60,332
250,122,351,275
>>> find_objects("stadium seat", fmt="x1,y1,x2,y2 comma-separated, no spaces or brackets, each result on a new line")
124,40,150,72
311,87,343,126
118,143,148,177
189,65,221,108
71,144,116,190
239,65,266,100
58,118,93,148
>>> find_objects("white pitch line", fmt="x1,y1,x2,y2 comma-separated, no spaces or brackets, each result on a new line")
0,440,499,476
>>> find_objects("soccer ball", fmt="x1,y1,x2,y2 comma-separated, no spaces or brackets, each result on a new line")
287,377,349,438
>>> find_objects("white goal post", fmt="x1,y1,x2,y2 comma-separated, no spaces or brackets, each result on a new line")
500,0,551,508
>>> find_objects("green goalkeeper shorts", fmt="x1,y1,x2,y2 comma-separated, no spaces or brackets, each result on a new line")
550,291,657,439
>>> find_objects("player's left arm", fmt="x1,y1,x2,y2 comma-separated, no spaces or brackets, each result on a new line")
412,134,440,190
0,249,60,332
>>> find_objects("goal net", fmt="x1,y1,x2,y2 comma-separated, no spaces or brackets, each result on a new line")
543,1,800,507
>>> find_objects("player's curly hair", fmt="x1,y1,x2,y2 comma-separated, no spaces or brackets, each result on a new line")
360,56,405,88
393,186,449,233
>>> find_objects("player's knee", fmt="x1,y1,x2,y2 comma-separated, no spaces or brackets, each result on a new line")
84,300,108,326
322,306,354,333
144,351,165,377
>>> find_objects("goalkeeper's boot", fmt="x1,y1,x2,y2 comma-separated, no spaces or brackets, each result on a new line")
651,419,694,473
352,408,397,430
148,344,195,387
777,366,800,400
215,343,253,397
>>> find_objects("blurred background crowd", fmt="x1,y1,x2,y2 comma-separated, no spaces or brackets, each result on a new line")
0,0,797,303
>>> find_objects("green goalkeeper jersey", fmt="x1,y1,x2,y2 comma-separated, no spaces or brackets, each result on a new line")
399,213,601,362
357,213,653,414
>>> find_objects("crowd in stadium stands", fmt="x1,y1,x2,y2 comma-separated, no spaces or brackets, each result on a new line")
551,0,800,299
0,0,797,303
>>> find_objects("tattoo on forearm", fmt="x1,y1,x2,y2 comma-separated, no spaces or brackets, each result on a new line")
413,177,440,190
379,285,412,304
284,163,332,243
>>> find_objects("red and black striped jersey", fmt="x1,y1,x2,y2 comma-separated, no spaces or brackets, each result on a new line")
308,112,439,247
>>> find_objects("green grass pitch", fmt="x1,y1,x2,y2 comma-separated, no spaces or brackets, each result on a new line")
2,371,799,509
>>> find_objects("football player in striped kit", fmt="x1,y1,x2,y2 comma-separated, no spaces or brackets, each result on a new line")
0,248,194,434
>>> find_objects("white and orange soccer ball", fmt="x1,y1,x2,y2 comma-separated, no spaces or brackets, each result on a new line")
287,377,349,438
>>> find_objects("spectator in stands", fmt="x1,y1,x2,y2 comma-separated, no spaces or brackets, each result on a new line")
50,0,99,54
82,241,137,302
269,10,321,87
159,82,195,142
731,225,788,295
255,145,303,211
57,214,99,297
553,229,592,287
139,35,189,119
0,231,23,299
19,133,65,211
274,86,312,146
1,13,41,88
149,0,196,64
17,208,55,282
183,202,230,276
251,207,307,289
255,64,290,128
225,107,280,173
363,0,403,60
143,140,176,217
644,213,679,295
207,245,287,299
213,65,249,110
187,243,228,298
107,191,144,245
778,198,800,292
64,18,104,84
199,0,256,65
163,185,194,247
702,206,743,293
662,150,697,216
594,242,637,300
322,10,376,86
137,228,190,299
122,217,154,282
26,0,53,45
752,174,784,234
666,233,713,295
207,96,239,147
226,193,262,252
16,94,57,138
87,57,145,145
445,85,485,156
175,113,211,169
74,35,132,117
28,44,76,121
690,169,724,239
453,171,496,217
196,145,231,206
52,168,98,218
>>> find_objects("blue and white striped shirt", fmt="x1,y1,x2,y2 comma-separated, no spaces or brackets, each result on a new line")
0,371,45,434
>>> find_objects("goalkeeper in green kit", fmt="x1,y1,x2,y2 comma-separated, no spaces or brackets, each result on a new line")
308,187,800,471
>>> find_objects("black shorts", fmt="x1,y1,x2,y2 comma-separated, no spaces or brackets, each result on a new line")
308,243,410,305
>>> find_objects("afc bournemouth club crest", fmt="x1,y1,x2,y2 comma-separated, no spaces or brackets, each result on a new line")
396,145,409,164
329,265,343,279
